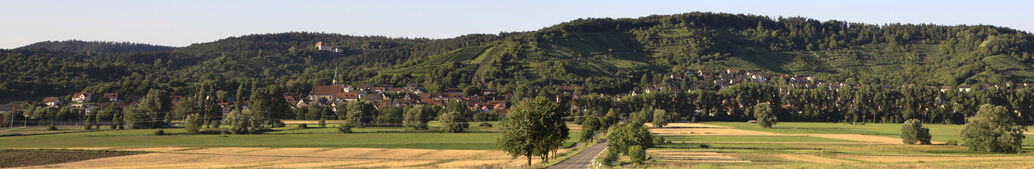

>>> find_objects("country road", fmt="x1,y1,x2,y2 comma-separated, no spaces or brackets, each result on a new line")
547,140,608,169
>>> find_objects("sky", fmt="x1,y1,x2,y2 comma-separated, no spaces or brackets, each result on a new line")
1,0,1032,49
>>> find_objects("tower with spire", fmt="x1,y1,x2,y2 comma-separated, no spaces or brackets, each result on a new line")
333,68,339,85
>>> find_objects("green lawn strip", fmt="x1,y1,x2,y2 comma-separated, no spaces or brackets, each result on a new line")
0,125,580,151
0,131,502,150
664,135,858,143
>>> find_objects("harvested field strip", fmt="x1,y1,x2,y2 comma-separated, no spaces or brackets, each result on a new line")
32,147,538,168
651,150,750,163
773,154,856,164
839,155,1034,162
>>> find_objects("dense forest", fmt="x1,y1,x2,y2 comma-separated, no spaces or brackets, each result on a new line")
18,40,175,53
2,12,1034,101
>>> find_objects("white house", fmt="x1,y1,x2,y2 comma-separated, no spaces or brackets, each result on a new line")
315,41,342,52
72,92,92,103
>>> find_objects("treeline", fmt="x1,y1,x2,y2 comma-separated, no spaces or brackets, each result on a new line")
18,40,175,54
573,83,1034,125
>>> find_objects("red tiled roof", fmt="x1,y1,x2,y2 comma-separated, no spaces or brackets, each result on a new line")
73,92,91,98
336,92,359,99
43,97,59,103
311,85,345,95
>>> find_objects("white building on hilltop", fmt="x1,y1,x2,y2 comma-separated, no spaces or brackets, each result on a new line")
315,41,342,52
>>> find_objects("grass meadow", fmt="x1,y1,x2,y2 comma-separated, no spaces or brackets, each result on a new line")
0,121,580,150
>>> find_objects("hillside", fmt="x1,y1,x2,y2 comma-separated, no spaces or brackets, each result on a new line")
18,40,175,53
2,12,1034,99
388,13,1034,93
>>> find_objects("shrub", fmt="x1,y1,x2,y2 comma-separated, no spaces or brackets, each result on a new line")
653,136,666,145
297,124,308,129
318,118,326,128
84,116,93,130
472,111,497,121
439,111,467,133
270,119,286,128
580,116,601,143
184,113,203,134
961,104,1025,153
209,120,220,129
652,109,668,128
338,121,353,133
478,122,493,128
607,122,654,156
753,103,777,128
47,124,57,130
225,110,263,134
698,144,711,148
947,139,959,146
154,129,165,135
628,146,647,164
900,119,931,144
403,105,431,130
602,150,618,165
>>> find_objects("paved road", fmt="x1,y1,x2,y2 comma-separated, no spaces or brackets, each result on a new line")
547,140,608,169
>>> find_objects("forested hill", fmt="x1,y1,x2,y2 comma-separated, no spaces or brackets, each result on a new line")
401,13,1034,93
18,40,175,53
2,12,1034,100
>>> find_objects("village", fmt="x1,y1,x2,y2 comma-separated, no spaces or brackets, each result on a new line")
5,67,1034,124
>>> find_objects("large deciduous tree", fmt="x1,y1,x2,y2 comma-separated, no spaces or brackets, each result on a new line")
900,119,931,144
498,97,569,166
753,102,777,128
961,104,1025,153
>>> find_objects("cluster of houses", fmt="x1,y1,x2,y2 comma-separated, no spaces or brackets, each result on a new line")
297,83,510,114
0,92,133,122
0,85,513,125
0,82,513,124
645,68,1034,94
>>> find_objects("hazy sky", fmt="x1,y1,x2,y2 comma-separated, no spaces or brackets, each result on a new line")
1,0,1031,49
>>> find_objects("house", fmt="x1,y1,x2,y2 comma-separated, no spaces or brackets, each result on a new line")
309,84,347,102
315,41,342,52
284,96,298,108
669,73,684,80
295,99,310,108
103,93,119,102
43,97,60,107
443,88,463,96
482,89,498,96
336,92,360,102
72,92,92,103
0,104,18,113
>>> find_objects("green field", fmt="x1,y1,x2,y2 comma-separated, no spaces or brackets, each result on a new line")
635,122,1034,169
0,123,580,150
664,135,857,143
